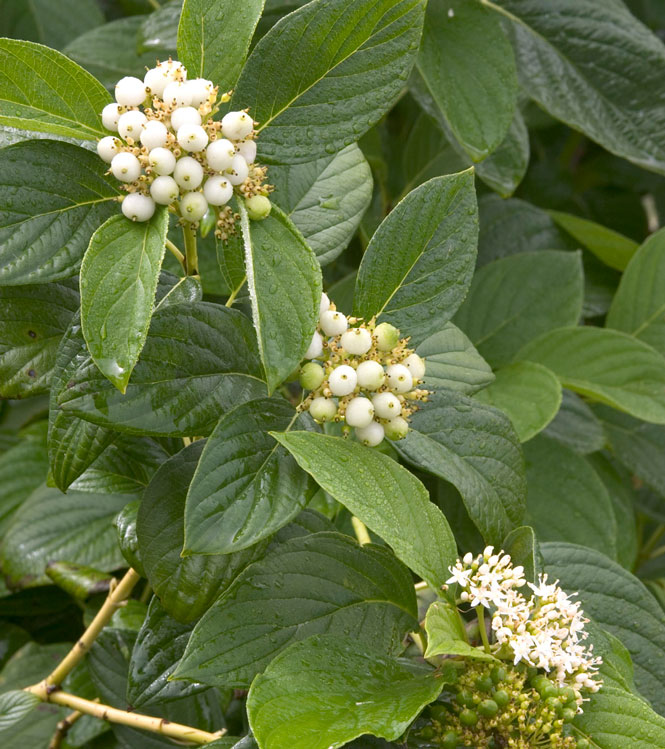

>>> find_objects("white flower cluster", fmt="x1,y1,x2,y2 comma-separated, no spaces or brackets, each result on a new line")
97,60,271,233
447,547,601,706
298,293,428,446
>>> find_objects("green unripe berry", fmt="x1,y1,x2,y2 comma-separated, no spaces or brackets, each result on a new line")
374,322,400,352
299,361,325,390
441,731,458,748
309,396,337,423
492,689,510,708
576,739,590,749
418,726,435,739
476,675,494,693
546,696,562,713
540,684,558,699
491,666,507,684
459,709,478,726
562,708,577,723
245,194,272,221
456,689,474,707
478,699,499,717
560,687,577,705
384,416,409,441
531,675,550,690
428,704,448,723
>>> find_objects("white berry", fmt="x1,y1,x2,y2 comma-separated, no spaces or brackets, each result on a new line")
356,360,385,390
372,392,401,419
97,136,121,163
328,364,357,396
117,110,147,140
174,156,204,189
148,147,176,175
140,119,168,150
170,106,202,131
386,364,413,393
384,416,409,441
177,124,209,152
356,421,384,447
319,292,331,318
102,103,122,132
180,191,208,221
403,353,426,381
150,175,179,205
221,110,254,140
345,397,375,428
310,397,337,423
163,81,192,108
320,310,348,337
111,152,141,182
236,139,257,164
341,327,372,356
186,78,214,107
227,154,249,185
115,76,147,107
203,175,233,206
144,60,186,98
122,193,155,222
304,331,323,359
206,139,236,172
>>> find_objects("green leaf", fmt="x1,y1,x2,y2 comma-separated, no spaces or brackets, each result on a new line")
543,389,606,455
0,140,119,285
550,210,639,271
417,0,517,161
502,525,541,585
57,301,266,436
517,326,665,424
247,634,443,749
485,0,665,175
524,436,617,558
0,39,110,140
0,435,48,535
138,0,181,54
232,0,426,164
80,210,169,392
176,531,417,687
239,203,321,393
114,500,144,577
127,597,206,708
272,431,456,589
177,0,264,91
474,361,562,442
606,228,665,355
542,542,665,715
0,280,78,398
270,144,373,266
454,250,584,368
424,600,497,662
0,690,39,736
416,323,494,395
354,171,478,345
393,390,526,545
1,485,132,589
184,397,313,554
44,562,112,599
137,441,271,622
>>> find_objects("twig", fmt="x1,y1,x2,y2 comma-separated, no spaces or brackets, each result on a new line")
48,707,86,749
351,516,372,545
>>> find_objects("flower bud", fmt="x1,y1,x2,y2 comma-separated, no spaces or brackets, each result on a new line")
101,103,122,132
97,136,121,163
203,175,233,206
309,396,337,423
245,195,271,221
386,363,413,393
179,191,208,221
374,322,400,352
174,156,204,189
356,360,385,390
344,397,374,428
122,193,155,222
111,152,141,182
177,123,209,152
150,175,179,205
304,331,323,359
117,110,147,140
148,147,176,175
140,119,168,150
328,364,357,396
170,106,202,131
299,362,325,390
221,110,254,141
355,421,384,447
320,310,348,337
115,76,147,107
340,327,372,355
403,353,426,381
384,416,408,441
372,392,401,419
206,139,235,171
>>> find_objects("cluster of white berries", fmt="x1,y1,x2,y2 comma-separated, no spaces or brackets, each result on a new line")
447,547,601,708
298,293,428,446
97,60,272,234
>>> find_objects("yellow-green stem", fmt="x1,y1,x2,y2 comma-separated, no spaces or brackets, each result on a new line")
165,238,185,267
477,606,492,654
183,225,198,276
226,275,247,307
352,516,371,545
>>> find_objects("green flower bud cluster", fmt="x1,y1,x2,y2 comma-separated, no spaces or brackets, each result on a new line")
298,293,428,446
97,59,272,236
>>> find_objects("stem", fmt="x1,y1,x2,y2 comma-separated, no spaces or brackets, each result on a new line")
147,0,161,9
46,692,225,745
414,581,429,592
49,708,86,749
26,569,141,699
183,225,199,276
642,524,665,558
351,517,371,545
476,607,492,655
226,275,247,307
165,239,185,267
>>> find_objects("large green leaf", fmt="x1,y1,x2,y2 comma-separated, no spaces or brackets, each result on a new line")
239,204,321,393
485,0,665,175
606,228,665,355
417,0,517,162
542,542,665,715
424,600,497,662
502,525,541,585
80,210,169,392
247,634,442,749
517,326,665,424
524,436,617,558
0,39,110,140
1,485,131,589
394,390,525,544
354,171,478,344
0,434,48,535
137,441,271,622
0,690,39,736
138,0,181,54
454,250,584,368
177,0,264,91
543,389,606,455
272,431,455,589
232,0,426,164
270,144,373,265
57,301,266,436
0,139,119,285
474,361,562,442
0,279,78,398
184,397,313,554
416,323,494,395
176,532,417,687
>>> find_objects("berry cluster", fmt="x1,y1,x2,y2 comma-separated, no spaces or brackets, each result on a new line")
97,60,271,236
298,293,428,446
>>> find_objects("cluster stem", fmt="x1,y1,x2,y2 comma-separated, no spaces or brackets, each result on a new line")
183,224,199,276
